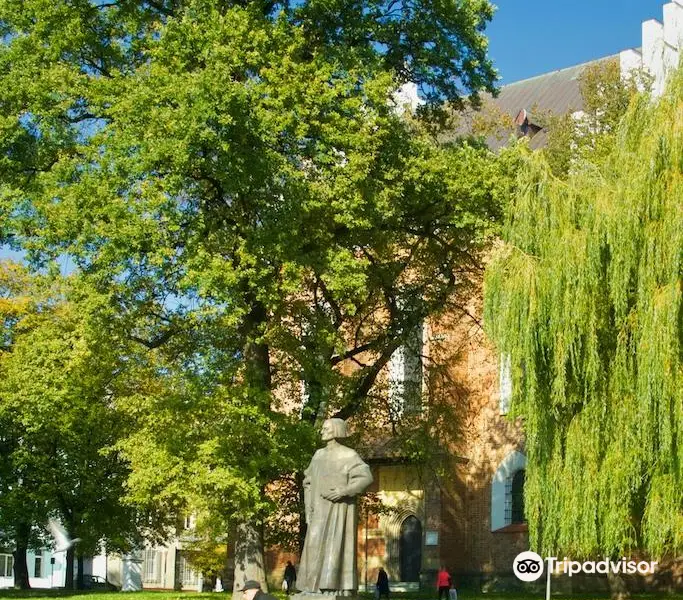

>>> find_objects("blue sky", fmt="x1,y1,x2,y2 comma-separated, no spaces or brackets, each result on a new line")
488,0,665,83
1,247,25,261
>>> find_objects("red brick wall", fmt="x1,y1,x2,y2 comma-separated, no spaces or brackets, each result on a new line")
265,549,298,590
430,298,528,578
267,295,529,586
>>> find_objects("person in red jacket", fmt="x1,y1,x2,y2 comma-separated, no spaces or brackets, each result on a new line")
436,566,452,600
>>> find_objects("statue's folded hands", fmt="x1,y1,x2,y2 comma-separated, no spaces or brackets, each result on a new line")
321,487,348,502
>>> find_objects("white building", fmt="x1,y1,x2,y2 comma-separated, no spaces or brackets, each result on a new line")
622,0,683,97
0,549,68,589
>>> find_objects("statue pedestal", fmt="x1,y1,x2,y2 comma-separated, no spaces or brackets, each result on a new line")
292,593,357,600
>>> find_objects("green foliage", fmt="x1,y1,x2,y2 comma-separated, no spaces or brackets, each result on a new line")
484,70,683,558
117,370,314,525
179,511,229,578
0,266,150,557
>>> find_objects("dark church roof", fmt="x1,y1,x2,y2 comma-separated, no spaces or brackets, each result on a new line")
446,52,631,150
495,55,620,121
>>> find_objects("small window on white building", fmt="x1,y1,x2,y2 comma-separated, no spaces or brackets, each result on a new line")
34,555,42,578
183,514,195,530
499,353,512,415
180,554,197,586
143,549,160,583
389,321,424,419
0,554,14,578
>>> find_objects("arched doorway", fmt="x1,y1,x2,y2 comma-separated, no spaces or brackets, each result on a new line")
399,515,422,582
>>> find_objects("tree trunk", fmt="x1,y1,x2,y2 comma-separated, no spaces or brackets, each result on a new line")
76,554,84,589
13,522,31,590
65,546,75,590
231,300,271,600
232,520,268,600
607,571,631,600
173,548,182,591
242,302,271,392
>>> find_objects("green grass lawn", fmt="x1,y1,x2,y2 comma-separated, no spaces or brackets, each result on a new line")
0,591,682,600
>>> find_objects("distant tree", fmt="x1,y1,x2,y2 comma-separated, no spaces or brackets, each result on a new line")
180,512,229,589
0,267,159,588
541,58,644,177
0,262,49,589
484,70,683,561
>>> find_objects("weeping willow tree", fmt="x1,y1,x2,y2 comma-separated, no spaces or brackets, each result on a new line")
484,69,683,559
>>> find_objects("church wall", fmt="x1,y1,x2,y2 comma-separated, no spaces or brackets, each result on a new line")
265,549,298,592
429,295,528,585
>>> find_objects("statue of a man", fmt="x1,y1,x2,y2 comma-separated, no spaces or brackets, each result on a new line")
296,418,373,596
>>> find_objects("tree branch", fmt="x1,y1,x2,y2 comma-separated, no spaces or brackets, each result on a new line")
333,334,403,420
316,276,343,330
128,327,176,349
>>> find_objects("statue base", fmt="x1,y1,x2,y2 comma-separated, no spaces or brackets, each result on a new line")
291,593,357,600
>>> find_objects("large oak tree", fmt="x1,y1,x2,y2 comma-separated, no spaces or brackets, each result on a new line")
0,0,509,591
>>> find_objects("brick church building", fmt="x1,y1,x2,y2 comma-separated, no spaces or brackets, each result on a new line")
264,0,683,593
351,310,529,593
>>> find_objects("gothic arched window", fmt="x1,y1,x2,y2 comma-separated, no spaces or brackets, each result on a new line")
491,451,527,531
509,469,526,524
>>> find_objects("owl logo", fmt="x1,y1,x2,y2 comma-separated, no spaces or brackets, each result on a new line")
513,551,544,582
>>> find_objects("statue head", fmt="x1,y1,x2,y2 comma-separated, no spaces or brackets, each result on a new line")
321,418,348,441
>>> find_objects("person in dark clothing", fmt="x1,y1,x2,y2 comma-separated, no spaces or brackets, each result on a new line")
241,579,277,600
284,561,297,595
376,567,390,599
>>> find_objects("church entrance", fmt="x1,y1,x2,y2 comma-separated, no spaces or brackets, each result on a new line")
399,515,422,582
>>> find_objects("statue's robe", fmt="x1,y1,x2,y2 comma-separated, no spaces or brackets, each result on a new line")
297,443,373,594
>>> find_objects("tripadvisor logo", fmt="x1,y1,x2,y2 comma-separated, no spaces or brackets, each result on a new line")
513,551,544,582
513,552,658,582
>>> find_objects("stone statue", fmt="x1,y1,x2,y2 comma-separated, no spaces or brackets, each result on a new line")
295,418,373,597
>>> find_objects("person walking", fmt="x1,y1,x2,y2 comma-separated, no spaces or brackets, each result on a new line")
436,566,452,600
284,561,297,595
376,567,390,600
